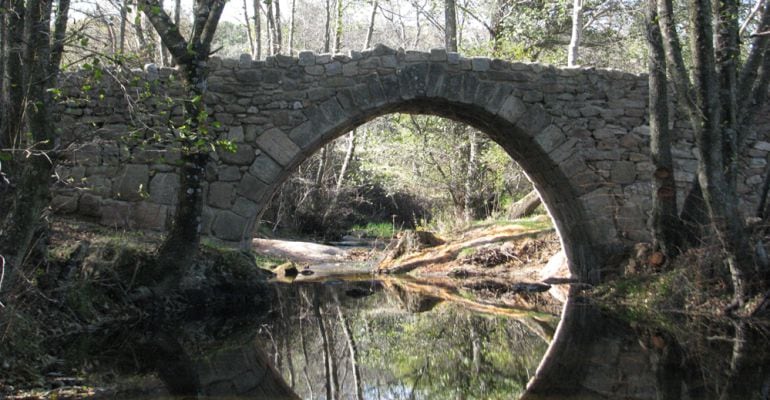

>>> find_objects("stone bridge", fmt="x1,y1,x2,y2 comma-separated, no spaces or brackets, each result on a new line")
52,45,770,282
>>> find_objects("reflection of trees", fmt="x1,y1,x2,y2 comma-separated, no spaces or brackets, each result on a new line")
525,295,770,400
261,281,547,400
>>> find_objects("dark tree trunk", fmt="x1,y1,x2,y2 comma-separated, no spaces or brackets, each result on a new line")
1,0,24,152
139,0,225,272
364,0,377,49
444,0,457,51
1,0,68,296
645,0,682,257
336,300,363,400
324,0,331,52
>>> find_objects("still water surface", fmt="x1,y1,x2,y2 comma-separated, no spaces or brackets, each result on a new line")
53,277,770,399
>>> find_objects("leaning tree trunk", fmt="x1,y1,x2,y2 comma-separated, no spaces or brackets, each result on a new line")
363,0,377,49
688,0,752,304
508,190,542,219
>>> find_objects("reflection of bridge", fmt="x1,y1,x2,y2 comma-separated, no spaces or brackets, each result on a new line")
53,45,770,282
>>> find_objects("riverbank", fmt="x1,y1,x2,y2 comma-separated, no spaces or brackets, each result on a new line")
0,218,285,395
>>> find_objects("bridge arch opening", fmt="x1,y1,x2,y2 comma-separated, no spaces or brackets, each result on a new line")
241,96,598,282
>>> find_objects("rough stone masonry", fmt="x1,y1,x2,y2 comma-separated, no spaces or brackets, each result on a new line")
50,44,770,281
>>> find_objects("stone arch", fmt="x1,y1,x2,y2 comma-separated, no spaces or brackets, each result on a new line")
223,61,605,282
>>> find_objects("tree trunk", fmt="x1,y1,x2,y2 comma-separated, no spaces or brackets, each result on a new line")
253,0,261,59
508,189,541,219
1,0,24,152
140,0,226,274
688,0,752,304
444,0,457,51
324,0,331,52
265,0,274,55
313,289,333,400
333,0,343,53
364,0,377,49
567,0,583,66
244,0,255,56
288,0,295,55
298,312,314,399
336,301,363,400
119,0,128,54
645,0,682,257
1,0,64,294
273,0,282,54
463,130,477,222
323,130,355,225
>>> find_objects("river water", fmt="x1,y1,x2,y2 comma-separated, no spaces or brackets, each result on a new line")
40,276,770,399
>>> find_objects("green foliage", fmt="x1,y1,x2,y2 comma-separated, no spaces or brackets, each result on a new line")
350,222,397,238
358,304,546,399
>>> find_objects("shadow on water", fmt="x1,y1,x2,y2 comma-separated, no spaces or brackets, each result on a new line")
49,279,770,399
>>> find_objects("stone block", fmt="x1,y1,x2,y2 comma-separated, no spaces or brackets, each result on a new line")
218,144,256,166
78,193,102,217
429,48,447,61
398,63,429,99
134,201,168,231
52,195,78,213
256,128,301,167
471,57,490,71
100,200,132,228
211,210,247,242
497,95,526,124
611,161,637,184
226,126,244,142
519,103,551,134
208,181,236,209
149,172,179,205
249,153,282,184
232,196,259,217
114,164,149,201
534,125,566,153
237,172,269,202
218,165,242,182
298,51,315,66
325,61,342,75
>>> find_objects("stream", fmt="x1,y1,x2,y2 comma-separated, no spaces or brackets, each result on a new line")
20,265,770,399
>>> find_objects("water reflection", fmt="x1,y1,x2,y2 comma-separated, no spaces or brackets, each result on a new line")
48,280,770,399
259,281,550,400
